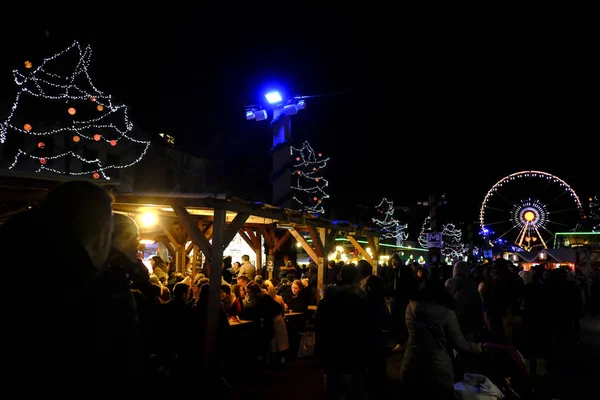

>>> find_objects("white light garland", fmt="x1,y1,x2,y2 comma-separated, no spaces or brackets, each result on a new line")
372,198,408,244
290,140,330,214
418,216,430,248
441,223,467,261
0,41,150,180
590,193,599,231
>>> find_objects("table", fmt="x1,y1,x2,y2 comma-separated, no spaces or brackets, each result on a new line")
229,318,252,326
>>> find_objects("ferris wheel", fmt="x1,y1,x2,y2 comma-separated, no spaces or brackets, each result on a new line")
479,171,583,250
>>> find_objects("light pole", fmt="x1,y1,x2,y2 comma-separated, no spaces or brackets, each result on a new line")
246,91,306,209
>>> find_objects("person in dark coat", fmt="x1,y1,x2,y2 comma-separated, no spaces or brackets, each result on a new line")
401,277,482,399
0,181,115,394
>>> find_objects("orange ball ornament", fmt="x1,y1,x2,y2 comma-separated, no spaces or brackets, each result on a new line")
109,140,117,146
297,171,301,175
296,157,300,161
23,124,32,131
90,96,96,102
68,107,76,115
92,172,100,179
318,153,322,157
93,134,101,141
96,105,104,111
37,142,45,149
72,135,81,142
39,158,47,165
315,178,319,182
24,61,32,69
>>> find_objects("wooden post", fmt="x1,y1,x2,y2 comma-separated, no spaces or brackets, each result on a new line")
347,235,375,267
289,227,324,302
205,207,225,369
368,236,380,274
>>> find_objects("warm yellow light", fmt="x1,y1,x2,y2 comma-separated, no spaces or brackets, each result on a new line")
139,212,157,227
524,211,535,221
335,246,343,252
296,242,301,248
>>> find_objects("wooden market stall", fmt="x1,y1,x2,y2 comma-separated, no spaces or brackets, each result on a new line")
0,171,381,368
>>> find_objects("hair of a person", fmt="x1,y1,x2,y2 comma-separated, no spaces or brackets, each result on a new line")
265,281,277,299
112,213,138,240
38,180,113,243
221,284,231,295
340,264,358,284
356,260,373,278
173,282,190,299
241,254,250,262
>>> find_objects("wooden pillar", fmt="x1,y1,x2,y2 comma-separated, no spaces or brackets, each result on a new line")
368,236,380,275
347,235,375,269
176,246,186,273
290,227,324,302
205,208,226,369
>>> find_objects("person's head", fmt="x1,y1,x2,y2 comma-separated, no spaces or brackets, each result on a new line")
232,261,241,271
356,260,373,280
112,213,140,262
453,261,469,277
220,284,231,301
151,256,166,269
340,264,358,285
291,279,303,295
173,282,191,302
236,275,250,287
39,180,113,268
241,254,250,263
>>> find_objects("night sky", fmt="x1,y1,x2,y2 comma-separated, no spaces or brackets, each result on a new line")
1,17,596,227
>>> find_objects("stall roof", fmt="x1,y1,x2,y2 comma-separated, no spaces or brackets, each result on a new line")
0,170,380,236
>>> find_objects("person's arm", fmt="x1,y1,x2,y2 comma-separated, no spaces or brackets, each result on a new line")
444,309,482,353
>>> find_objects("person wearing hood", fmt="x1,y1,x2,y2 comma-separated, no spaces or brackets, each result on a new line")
445,261,483,340
401,276,482,398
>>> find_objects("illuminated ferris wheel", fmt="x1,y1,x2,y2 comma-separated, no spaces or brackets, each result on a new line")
479,171,583,250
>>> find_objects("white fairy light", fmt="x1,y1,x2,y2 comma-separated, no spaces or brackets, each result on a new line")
290,140,330,214
0,41,150,180
372,198,409,243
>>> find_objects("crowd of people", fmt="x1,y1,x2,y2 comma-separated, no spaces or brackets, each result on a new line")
0,180,592,398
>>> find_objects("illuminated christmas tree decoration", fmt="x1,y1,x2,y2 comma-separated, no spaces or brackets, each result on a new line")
590,194,599,231
372,198,408,244
290,140,330,214
441,223,467,261
418,216,431,248
0,41,150,179
418,218,467,261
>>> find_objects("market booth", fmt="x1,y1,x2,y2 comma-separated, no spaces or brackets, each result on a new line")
0,171,381,368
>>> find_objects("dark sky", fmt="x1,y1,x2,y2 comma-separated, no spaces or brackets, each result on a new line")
1,16,596,226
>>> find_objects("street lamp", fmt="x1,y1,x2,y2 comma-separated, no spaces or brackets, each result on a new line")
245,91,308,209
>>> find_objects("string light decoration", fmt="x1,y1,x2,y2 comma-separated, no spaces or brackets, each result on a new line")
0,41,150,180
417,216,431,248
290,140,330,214
441,223,468,261
590,194,599,231
372,198,408,244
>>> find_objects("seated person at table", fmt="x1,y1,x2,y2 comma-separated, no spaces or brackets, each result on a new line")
283,279,310,313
